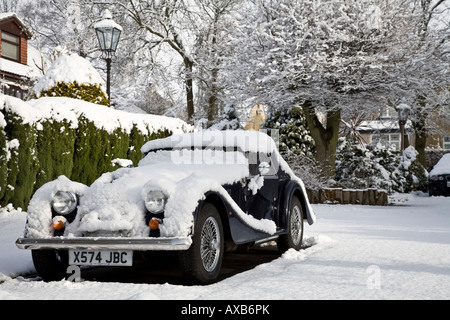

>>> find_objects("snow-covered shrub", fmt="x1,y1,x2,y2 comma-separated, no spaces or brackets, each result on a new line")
336,139,401,192
336,138,379,190
336,138,429,193
33,53,108,106
38,81,109,106
264,107,315,157
209,104,242,130
395,146,428,193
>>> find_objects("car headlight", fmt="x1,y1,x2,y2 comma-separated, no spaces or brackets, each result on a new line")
145,190,168,213
51,191,77,215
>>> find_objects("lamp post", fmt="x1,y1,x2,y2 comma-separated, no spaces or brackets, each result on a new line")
94,9,122,107
396,103,410,151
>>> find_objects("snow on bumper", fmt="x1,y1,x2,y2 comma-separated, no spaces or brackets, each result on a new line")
16,236,192,251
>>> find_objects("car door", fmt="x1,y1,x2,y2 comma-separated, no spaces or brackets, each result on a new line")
245,152,279,222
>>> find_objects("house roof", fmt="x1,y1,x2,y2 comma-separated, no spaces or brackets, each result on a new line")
0,12,32,39
357,119,412,133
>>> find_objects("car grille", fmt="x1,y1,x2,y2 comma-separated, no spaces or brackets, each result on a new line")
82,230,132,237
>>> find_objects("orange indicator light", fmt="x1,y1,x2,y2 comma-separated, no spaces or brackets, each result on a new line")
53,220,65,230
149,218,160,230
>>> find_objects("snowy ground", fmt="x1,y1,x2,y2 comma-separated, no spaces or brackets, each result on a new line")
0,193,449,300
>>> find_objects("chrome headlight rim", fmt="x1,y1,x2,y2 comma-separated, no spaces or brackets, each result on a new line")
51,191,78,215
144,190,168,214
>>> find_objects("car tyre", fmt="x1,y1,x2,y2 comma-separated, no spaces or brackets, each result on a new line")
278,196,304,253
179,203,224,284
32,249,69,281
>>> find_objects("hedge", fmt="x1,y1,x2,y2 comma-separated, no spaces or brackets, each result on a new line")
0,96,190,210
38,81,109,106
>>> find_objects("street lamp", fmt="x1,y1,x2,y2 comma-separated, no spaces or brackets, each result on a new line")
396,103,410,151
94,9,122,107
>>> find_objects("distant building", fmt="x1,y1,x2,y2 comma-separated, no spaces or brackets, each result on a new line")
356,106,450,150
0,12,42,100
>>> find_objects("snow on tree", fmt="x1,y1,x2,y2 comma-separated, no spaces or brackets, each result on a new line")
335,137,429,194
209,104,242,130
33,52,108,106
335,138,397,192
395,146,429,193
119,0,242,122
221,0,449,177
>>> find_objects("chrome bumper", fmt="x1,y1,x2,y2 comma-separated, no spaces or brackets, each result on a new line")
16,236,192,251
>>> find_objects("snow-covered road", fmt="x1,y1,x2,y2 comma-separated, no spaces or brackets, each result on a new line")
0,193,449,300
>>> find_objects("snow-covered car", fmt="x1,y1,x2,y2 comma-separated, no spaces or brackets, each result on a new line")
16,130,315,284
429,153,450,197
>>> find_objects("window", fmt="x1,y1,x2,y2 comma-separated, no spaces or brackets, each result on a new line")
444,136,450,150
2,85,25,100
1,31,20,61
372,133,400,150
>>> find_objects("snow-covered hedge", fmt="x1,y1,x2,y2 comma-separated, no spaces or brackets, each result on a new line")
0,95,191,209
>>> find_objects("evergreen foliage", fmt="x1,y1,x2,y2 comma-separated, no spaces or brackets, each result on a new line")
335,138,429,193
35,119,75,191
264,107,315,157
336,139,396,191
396,146,429,193
1,112,39,208
39,81,109,106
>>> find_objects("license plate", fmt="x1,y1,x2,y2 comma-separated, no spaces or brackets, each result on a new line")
69,250,132,266
447,181,450,187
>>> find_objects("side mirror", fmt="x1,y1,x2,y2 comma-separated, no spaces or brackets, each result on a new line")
258,161,271,175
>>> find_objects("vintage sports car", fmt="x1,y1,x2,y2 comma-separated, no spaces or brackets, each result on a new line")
16,130,315,284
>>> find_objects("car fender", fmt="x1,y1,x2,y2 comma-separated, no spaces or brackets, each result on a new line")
279,180,314,227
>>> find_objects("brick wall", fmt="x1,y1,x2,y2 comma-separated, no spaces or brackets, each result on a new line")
20,35,27,65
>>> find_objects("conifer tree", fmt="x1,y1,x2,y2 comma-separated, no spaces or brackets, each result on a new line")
264,107,315,157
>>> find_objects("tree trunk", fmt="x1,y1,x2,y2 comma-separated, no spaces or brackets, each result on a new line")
413,97,428,167
207,67,219,122
412,116,428,167
303,101,341,178
184,58,195,122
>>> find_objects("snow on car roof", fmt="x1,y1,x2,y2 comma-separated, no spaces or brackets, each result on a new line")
141,130,279,155
430,153,450,176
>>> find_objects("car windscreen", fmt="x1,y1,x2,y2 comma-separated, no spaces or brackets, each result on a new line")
139,148,249,167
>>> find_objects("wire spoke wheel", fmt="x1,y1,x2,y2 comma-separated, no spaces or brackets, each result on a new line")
278,196,304,253
290,205,302,246
200,216,221,272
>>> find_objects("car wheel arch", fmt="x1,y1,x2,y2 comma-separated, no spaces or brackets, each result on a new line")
280,181,308,229
194,193,233,246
